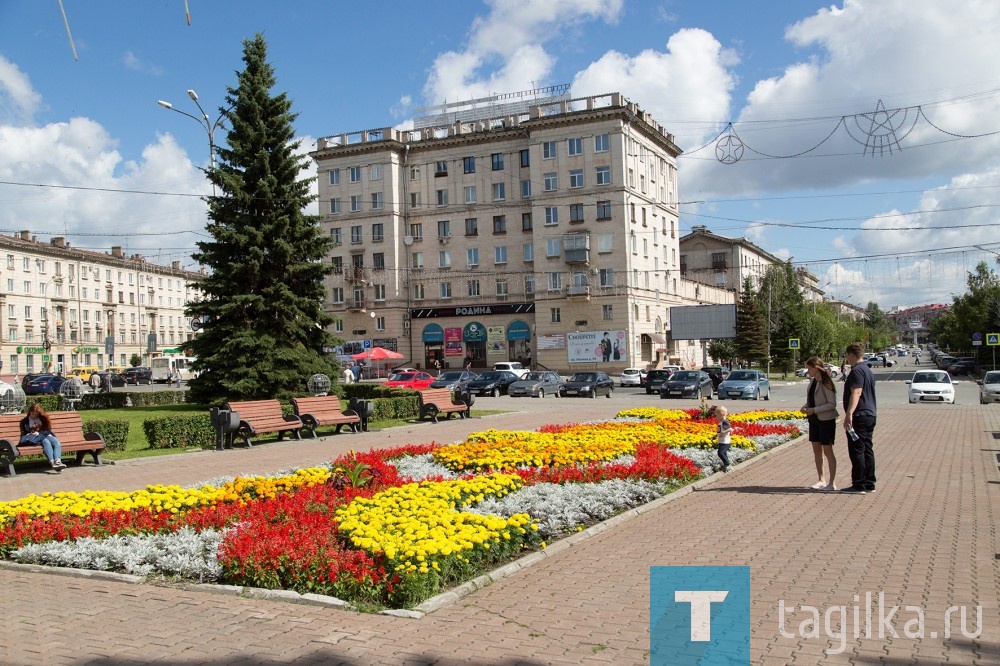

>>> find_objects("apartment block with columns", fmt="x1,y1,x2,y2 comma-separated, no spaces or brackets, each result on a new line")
0,230,204,377
311,91,732,372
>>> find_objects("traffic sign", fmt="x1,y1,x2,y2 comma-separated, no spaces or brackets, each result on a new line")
788,338,800,349
972,331,982,341
987,333,999,346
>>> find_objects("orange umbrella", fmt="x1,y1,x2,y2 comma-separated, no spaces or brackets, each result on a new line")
351,346,404,361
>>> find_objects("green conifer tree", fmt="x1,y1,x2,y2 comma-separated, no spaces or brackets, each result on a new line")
734,277,768,366
186,34,334,403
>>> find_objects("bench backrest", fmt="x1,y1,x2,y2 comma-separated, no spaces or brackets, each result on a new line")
292,396,347,415
418,388,457,405
0,411,90,446
224,399,284,420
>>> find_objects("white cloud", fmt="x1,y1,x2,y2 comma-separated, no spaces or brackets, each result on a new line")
0,55,43,124
423,0,624,104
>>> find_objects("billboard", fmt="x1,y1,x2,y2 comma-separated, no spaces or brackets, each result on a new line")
668,304,737,340
567,330,627,363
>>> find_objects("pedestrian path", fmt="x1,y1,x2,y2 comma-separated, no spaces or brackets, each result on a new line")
0,403,997,664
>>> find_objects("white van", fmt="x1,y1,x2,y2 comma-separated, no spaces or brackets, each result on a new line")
493,361,529,378
150,356,197,383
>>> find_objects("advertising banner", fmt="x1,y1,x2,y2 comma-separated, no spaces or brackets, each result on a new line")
487,325,506,355
567,330,627,363
537,334,566,350
445,328,463,356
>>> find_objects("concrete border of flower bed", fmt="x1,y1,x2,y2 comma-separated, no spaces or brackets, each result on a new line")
0,424,804,619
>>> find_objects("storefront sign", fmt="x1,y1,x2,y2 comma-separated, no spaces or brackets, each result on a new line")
506,320,531,341
371,338,398,352
73,346,101,354
411,303,535,318
421,324,445,343
16,346,47,354
487,326,506,355
463,321,487,343
567,330,627,363
445,327,463,356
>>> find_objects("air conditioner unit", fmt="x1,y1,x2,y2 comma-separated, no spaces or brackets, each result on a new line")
590,268,599,275
438,237,449,244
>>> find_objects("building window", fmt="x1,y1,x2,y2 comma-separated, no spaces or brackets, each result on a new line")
543,172,557,191
351,225,363,244
330,228,342,245
595,133,609,152
464,185,476,204
437,220,451,237
627,168,635,188
542,141,556,159
349,166,362,183
544,207,558,226
371,164,383,181
525,274,536,294
597,200,612,220
463,156,476,174
570,203,585,223
523,243,534,262
550,307,561,323
712,252,728,270
413,283,425,300
596,166,611,185
569,169,584,188
438,250,451,268
547,272,562,291
330,198,341,214
371,192,384,210
603,304,613,320
374,284,386,301
491,153,504,170
467,248,479,267
375,316,386,332
567,137,582,156
492,182,505,201
372,223,384,242
521,180,531,198
546,239,560,257
599,268,614,287
372,252,385,270
410,192,421,208
496,278,508,297
495,246,507,264
465,218,478,236
331,256,343,273
630,202,637,222
329,169,340,186
331,287,344,303
436,189,448,206
412,252,424,269
350,195,362,212
519,149,530,168
440,282,452,299
467,280,481,297
410,165,421,180
409,223,423,240
522,213,533,231
493,215,506,234
435,161,448,176
598,233,613,253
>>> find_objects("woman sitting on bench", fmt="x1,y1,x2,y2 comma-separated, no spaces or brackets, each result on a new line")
20,403,66,470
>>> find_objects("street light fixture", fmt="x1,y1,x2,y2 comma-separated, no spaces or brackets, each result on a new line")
157,89,226,195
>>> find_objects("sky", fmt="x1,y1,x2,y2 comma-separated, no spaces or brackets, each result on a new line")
1,0,999,312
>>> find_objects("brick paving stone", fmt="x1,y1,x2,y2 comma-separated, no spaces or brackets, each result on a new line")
0,401,997,665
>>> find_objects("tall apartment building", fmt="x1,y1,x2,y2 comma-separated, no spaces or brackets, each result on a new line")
312,91,729,371
0,230,204,377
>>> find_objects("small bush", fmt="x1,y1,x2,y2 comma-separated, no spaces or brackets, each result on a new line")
126,391,189,407
81,418,130,452
26,396,61,413
79,393,130,410
143,414,215,449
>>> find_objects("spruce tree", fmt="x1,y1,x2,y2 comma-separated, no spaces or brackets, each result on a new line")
734,277,768,366
186,34,334,403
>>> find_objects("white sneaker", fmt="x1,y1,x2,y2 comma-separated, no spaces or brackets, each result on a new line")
822,484,837,492
810,481,826,490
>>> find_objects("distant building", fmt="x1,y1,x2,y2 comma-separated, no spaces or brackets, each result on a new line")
0,230,204,377
889,303,950,339
311,91,732,371
678,225,780,292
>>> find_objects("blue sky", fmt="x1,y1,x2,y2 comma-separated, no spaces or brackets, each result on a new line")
2,0,999,311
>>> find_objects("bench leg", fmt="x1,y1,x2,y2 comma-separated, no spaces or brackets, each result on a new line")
335,424,344,434
0,441,17,477
74,451,87,466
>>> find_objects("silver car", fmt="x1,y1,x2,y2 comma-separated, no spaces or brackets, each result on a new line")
508,371,564,398
979,371,1000,404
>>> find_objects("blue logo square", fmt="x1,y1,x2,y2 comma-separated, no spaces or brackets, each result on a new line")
650,566,750,666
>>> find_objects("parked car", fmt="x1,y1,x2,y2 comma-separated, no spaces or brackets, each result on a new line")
384,371,435,390
716,369,770,400
24,374,69,395
619,367,648,387
934,355,956,370
558,371,614,398
428,370,479,392
660,370,714,400
492,361,529,378
867,354,895,368
508,371,564,398
467,371,520,397
946,358,979,376
91,370,126,389
905,370,955,404
978,371,1000,404
644,369,676,394
700,366,730,392
121,366,153,385
20,372,47,392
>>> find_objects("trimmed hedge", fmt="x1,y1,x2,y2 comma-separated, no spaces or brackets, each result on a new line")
79,393,130,410
81,418,130,452
143,414,215,450
26,396,62,413
125,391,189,407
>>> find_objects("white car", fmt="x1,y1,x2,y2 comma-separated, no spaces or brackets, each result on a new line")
979,371,1000,404
619,367,648,387
492,361,529,378
905,370,955,404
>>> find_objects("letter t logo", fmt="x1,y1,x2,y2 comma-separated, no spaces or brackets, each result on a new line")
675,591,729,641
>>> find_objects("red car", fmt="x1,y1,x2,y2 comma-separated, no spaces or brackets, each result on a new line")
384,371,435,390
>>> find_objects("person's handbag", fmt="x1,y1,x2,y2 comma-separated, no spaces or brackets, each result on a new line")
19,431,47,445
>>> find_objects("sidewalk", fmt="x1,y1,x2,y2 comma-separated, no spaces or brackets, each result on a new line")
0,402,997,664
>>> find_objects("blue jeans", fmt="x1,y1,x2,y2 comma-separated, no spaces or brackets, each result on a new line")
40,434,63,463
717,441,731,469
847,414,876,490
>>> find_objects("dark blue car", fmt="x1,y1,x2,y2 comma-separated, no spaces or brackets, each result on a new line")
24,374,68,395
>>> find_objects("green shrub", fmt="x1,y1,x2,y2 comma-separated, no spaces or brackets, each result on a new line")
126,391,189,407
143,414,215,449
82,418,130,452
26,396,62,413
79,393,130,410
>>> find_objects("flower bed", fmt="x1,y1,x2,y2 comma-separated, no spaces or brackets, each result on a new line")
1,408,802,610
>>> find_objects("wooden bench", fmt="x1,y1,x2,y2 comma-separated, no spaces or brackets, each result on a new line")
417,388,471,423
291,396,361,437
0,412,107,477
223,399,303,447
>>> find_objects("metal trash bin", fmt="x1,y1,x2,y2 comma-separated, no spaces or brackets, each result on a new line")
348,398,374,432
210,407,241,451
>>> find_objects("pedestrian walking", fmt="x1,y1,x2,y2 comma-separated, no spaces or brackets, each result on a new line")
342,365,354,384
801,356,838,491
842,342,877,495
715,405,732,473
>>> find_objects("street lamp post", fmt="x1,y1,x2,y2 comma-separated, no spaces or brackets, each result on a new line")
157,89,225,195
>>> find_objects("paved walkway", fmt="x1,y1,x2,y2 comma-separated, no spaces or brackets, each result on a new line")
0,401,997,665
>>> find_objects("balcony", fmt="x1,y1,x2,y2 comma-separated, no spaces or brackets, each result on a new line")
345,266,367,282
565,248,590,264
347,299,366,312
567,285,591,301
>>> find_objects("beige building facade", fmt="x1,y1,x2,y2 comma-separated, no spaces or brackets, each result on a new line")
312,92,732,372
0,230,203,377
